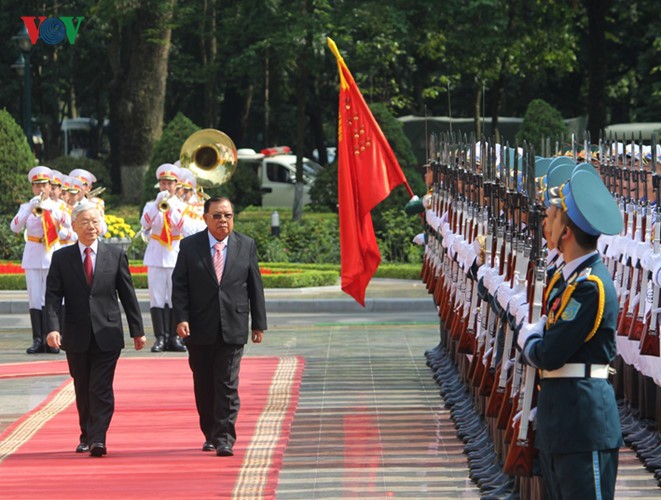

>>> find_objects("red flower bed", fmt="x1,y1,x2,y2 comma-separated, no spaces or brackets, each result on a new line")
0,263,23,274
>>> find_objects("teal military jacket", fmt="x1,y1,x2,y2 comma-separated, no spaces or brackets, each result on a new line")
522,252,623,454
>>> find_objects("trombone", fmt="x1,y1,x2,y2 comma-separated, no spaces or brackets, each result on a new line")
87,186,106,198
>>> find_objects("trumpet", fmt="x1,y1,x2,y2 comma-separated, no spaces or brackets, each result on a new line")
158,193,171,213
32,192,47,216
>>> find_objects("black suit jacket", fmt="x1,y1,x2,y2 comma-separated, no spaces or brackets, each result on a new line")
45,241,144,352
172,230,267,345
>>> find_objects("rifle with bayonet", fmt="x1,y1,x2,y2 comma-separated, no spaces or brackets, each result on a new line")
468,142,499,384
503,146,542,477
617,135,640,336
628,135,649,341
640,132,661,356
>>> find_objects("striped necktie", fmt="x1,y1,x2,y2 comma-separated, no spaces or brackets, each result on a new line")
213,241,224,284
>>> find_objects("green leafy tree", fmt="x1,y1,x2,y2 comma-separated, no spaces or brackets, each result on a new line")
516,99,570,154
0,109,35,215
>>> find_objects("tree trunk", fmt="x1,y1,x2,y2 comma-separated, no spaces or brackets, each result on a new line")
474,85,482,139
585,0,611,140
108,0,175,203
201,0,218,128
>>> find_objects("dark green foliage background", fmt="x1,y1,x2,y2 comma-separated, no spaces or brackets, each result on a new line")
0,109,36,216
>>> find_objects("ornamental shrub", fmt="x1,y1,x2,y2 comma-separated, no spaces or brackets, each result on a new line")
516,99,570,154
0,215,25,260
0,109,36,216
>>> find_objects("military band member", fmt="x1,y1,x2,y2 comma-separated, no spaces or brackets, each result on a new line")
141,163,187,352
50,170,75,246
518,169,623,500
69,168,107,236
67,177,86,208
10,166,70,354
178,169,206,237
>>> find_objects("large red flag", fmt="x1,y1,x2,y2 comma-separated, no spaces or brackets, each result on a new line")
328,38,410,306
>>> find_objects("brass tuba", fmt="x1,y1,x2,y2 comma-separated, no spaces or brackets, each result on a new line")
179,129,238,188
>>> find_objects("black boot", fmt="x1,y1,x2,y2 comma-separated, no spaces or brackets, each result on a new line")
27,309,45,354
150,307,166,352
43,307,60,353
165,305,186,352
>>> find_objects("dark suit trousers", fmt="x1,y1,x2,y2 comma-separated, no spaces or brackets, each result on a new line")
187,338,244,447
66,334,121,445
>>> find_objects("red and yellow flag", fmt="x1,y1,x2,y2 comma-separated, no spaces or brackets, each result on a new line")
328,38,410,306
41,210,60,252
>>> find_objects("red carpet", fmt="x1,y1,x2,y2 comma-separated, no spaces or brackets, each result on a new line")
0,356,303,499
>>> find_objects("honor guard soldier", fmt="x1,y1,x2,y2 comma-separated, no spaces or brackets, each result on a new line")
10,166,70,354
141,163,187,352
69,168,107,236
178,169,206,237
517,168,624,499
543,157,575,277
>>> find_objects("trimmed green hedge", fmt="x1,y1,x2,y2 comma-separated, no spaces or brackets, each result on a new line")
0,262,422,289
0,269,339,290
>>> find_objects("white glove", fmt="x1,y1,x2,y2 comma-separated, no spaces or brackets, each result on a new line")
515,301,530,328
516,314,547,351
412,233,425,246
651,255,661,288
156,190,170,202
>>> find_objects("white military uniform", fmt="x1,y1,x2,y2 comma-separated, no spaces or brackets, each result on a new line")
141,163,187,352
50,170,75,246
10,166,69,353
69,168,107,237
178,169,206,237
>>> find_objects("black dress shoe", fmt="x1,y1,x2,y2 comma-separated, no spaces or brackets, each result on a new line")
76,443,90,453
46,345,60,354
216,445,234,457
90,443,107,457
202,441,215,452
26,339,44,354
151,336,165,353
168,336,187,352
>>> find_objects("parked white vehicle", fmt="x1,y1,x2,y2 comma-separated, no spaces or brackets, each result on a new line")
237,146,322,208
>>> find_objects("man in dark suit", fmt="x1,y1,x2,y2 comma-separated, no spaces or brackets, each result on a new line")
172,196,267,457
45,202,146,457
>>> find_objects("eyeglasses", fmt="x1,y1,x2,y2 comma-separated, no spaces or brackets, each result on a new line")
78,220,101,227
209,213,233,220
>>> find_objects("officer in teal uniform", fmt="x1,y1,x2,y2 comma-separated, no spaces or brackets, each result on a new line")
517,168,624,499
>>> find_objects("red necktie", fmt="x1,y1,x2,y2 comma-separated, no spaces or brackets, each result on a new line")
84,247,93,286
